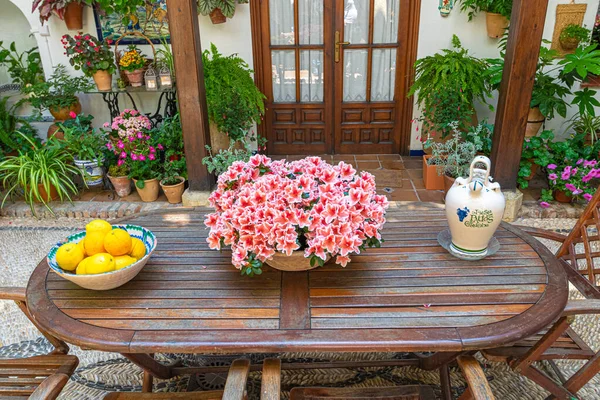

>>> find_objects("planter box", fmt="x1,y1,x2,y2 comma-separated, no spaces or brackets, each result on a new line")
423,155,444,191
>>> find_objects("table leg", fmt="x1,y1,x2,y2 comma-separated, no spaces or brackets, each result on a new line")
123,353,175,380
439,363,453,400
416,351,464,371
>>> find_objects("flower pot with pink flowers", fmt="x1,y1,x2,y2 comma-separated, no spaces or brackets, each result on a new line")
540,160,600,206
62,33,116,91
204,155,389,276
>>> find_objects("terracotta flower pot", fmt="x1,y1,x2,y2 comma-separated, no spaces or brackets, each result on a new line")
47,123,64,140
554,190,573,204
93,70,113,91
49,98,81,121
160,177,185,204
265,251,331,272
124,69,145,87
209,8,227,24
31,184,59,203
133,178,159,202
486,12,509,39
525,107,545,138
108,174,132,197
560,37,580,51
443,174,456,196
524,160,538,181
423,155,445,191
64,2,83,30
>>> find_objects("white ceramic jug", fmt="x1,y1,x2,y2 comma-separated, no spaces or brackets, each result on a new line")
444,156,506,257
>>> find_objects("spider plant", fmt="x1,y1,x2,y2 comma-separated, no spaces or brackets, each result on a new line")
0,134,82,216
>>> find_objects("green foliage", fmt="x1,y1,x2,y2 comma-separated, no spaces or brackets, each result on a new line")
565,112,600,145
202,44,266,142
560,24,591,43
457,0,513,20
62,33,116,76
517,130,554,189
409,35,491,140
465,121,494,156
93,0,145,23
108,164,128,177
0,42,44,89
546,132,600,167
197,0,248,18
60,115,107,162
202,142,255,176
0,97,41,159
22,65,93,113
155,38,175,78
0,134,82,216
153,114,187,180
429,122,478,178
32,0,90,24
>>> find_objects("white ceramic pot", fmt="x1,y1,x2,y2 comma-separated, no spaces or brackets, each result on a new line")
74,159,105,188
444,156,506,257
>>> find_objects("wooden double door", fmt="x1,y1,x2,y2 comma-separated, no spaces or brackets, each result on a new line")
254,0,419,155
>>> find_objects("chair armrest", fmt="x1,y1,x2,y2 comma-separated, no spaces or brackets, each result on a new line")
261,358,281,400
223,359,251,400
562,300,600,317
519,226,568,243
29,373,70,400
457,355,495,400
0,287,26,302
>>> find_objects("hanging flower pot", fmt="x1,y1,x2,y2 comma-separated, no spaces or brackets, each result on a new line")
64,2,84,30
123,69,145,87
160,176,186,204
560,37,580,51
525,107,545,138
210,8,227,24
266,251,331,272
107,174,132,197
92,70,113,91
485,12,509,39
133,178,160,202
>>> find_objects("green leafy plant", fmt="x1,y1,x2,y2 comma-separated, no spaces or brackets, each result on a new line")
0,134,82,216
0,42,44,89
60,116,107,162
22,65,93,114
155,38,175,78
203,44,266,142
465,121,494,156
457,0,513,20
161,161,184,186
108,163,128,177
202,143,254,176
153,114,187,179
517,130,554,189
565,112,600,145
61,33,116,75
197,0,249,18
93,0,145,24
429,122,478,179
409,35,492,140
560,24,591,43
0,97,41,159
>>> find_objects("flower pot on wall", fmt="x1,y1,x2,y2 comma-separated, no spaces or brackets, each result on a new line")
124,69,145,87
160,177,185,204
108,174,132,197
92,70,113,91
486,12,509,38
526,107,545,138
209,8,227,24
64,2,84,30
49,98,81,121
133,178,160,202
423,155,445,191
560,37,580,51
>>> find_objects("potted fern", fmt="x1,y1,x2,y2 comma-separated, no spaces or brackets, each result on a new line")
457,0,513,38
560,24,591,51
198,0,249,24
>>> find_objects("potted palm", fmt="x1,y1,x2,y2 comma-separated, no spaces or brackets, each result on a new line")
203,44,266,152
62,33,116,91
560,24,591,51
0,134,82,216
457,0,513,38
197,0,249,24
32,0,89,30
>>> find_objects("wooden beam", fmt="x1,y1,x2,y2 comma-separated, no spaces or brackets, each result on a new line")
490,0,549,190
167,0,212,191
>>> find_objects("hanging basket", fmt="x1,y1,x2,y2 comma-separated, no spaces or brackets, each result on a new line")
209,8,227,24
112,31,156,87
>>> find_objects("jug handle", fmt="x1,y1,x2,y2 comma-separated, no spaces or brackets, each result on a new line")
468,156,491,185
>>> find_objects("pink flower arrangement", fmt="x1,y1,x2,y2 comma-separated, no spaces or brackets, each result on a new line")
542,158,600,204
205,155,389,275
105,109,152,141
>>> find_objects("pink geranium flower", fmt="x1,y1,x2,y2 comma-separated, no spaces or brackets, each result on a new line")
540,201,550,209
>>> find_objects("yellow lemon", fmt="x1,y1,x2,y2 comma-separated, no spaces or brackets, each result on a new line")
85,253,116,275
84,231,107,256
55,243,84,271
129,238,146,260
77,240,87,257
115,255,137,270
76,257,90,275
104,229,132,256
86,219,113,236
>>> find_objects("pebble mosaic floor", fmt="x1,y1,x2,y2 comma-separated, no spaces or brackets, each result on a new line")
0,216,598,399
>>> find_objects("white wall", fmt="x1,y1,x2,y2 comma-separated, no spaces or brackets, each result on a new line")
410,0,600,150
0,0,38,85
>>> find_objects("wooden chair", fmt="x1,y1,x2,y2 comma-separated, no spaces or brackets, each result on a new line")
0,287,79,400
103,359,250,400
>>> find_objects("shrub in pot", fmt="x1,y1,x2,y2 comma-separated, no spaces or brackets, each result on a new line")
0,134,82,216
197,0,249,24
62,33,116,91
203,44,266,151
160,162,185,204
119,46,147,87
456,0,512,38
540,161,599,205
32,0,90,30
123,135,163,202
106,164,132,197
517,130,553,190
560,24,591,51
0,42,45,90
0,97,41,160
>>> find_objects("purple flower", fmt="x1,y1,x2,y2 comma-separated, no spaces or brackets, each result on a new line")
547,164,557,170
137,132,143,139
577,159,584,165
129,136,135,142
149,146,155,153
148,153,155,160
117,141,125,149
131,153,138,161
106,142,113,150
139,154,146,161
584,160,597,168
540,201,550,209
157,144,164,150
565,183,577,192
564,166,572,174
573,189,583,195
117,159,124,166
584,193,593,202
119,151,127,159
548,173,558,181
561,171,571,180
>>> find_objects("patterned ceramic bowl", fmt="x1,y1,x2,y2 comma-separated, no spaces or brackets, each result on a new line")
47,225,157,291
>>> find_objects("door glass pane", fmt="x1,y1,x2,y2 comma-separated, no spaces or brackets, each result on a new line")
300,50,324,102
270,0,295,45
272,50,297,103
299,0,323,44
373,0,400,44
343,49,368,102
371,49,396,101
344,0,369,44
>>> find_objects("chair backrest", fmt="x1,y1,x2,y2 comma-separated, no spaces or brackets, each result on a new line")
556,188,600,290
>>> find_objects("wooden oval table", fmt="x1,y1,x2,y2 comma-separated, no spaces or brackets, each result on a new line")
26,207,568,397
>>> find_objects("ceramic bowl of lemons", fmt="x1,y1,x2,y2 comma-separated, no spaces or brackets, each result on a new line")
47,223,157,291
